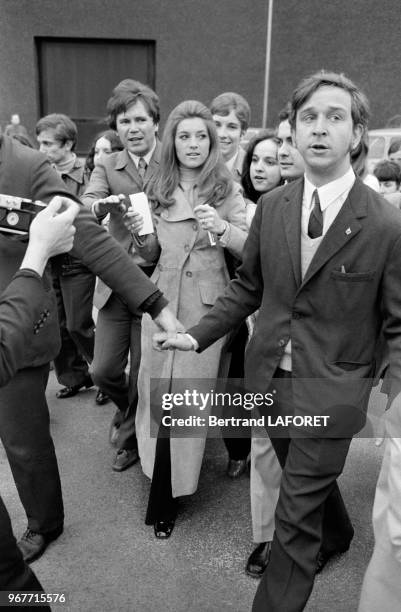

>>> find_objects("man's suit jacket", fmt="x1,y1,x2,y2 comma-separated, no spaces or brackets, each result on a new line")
82,142,161,308
0,269,52,386
0,135,166,369
189,177,401,435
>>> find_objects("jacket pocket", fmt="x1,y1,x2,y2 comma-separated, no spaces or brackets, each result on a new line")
330,270,375,282
198,281,226,306
333,360,372,371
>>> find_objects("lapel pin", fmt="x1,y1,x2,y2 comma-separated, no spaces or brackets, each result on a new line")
345,227,352,235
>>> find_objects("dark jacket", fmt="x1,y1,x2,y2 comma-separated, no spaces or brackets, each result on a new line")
189,177,401,435
0,135,166,369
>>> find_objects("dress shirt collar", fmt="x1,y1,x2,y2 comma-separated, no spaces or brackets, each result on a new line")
304,167,355,211
128,140,156,169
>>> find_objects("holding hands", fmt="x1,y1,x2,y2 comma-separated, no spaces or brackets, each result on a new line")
153,331,195,352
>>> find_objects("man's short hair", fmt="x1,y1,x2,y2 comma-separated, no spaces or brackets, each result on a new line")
374,160,401,185
289,70,370,130
210,92,251,132
107,79,160,129
35,113,78,149
278,102,292,123
388,138,401,157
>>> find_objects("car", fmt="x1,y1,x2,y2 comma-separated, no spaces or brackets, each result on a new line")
367,128,401,171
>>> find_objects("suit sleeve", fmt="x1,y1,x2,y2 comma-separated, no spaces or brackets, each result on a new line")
30,155,167,316
81,162,111,210
0,270,47,386
188,197,264,350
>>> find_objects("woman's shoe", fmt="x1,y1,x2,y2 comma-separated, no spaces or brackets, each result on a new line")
154,520,175,539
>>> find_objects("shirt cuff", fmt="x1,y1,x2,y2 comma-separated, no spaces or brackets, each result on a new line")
217,221,231,247
183,333,199,351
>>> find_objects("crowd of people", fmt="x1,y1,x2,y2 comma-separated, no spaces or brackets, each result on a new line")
1,71,401,611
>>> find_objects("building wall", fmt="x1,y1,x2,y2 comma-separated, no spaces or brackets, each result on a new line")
269,0,400,129
0,0,400,140
0,0,267,137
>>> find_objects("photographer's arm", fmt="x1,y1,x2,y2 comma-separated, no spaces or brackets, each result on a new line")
0,197,79,386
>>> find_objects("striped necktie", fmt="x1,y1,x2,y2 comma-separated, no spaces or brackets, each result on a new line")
138,157,147,184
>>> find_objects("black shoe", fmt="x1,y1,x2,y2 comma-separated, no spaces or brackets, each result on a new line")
154,520,175,539
17,526,63,564
227,458,248,478
316,544,350,574
95,389,109,405
56,375,93,399
112,448,139,472
246,542,272,578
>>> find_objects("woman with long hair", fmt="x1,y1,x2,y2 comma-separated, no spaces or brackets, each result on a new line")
127,100,248,538
84,129,123,177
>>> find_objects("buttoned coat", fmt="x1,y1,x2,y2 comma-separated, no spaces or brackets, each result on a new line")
82,144,161,308
189,177,401,435
136,182,248,496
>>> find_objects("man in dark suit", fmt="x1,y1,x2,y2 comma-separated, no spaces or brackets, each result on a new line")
0,196,78,603
83,79,162,473
155,71,401,611
0,133,178,564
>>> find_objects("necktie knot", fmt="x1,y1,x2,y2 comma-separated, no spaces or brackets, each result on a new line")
307,189,323,239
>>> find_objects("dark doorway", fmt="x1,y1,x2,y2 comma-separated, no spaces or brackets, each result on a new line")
36,37,156,154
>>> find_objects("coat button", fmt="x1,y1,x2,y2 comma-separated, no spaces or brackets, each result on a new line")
184,244,190,252
278,339,286,347
292,312,301,320
185,271,193,277
192,223,198,231
158,263,163,271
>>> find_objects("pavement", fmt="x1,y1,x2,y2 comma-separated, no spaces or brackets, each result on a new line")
0,373,386,612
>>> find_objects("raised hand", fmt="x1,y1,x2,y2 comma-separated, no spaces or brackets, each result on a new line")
93,193,126,216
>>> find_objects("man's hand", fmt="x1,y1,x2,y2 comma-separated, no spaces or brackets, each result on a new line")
20,196,79,276
152,306,185,335
93,193,126,216
153,332,195,352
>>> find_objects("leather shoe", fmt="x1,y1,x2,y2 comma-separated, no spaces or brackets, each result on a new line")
316,544,350,574
112,448,139,472
95,389,110,405
154,520,175,539
246,541,272,577
56,375,93,399
227,458,247,478
17,526,63,564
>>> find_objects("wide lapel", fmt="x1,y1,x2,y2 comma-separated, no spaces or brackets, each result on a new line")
301,178,366,287
114,149,143,191
159,186,197,223
281,178,304,287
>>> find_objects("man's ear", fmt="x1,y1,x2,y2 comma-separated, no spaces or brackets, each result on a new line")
351,124,363,151
291,127,297,148
64,139,74,152
154,123,159,135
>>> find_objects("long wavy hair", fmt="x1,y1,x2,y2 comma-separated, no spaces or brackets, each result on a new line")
150,100,231,208
241,129,283,202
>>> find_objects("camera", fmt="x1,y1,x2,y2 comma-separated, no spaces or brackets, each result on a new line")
0,194,46,235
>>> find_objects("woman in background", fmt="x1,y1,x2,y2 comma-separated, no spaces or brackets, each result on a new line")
85,129,123,177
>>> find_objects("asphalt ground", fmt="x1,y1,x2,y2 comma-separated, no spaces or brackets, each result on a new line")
0,374,386,612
